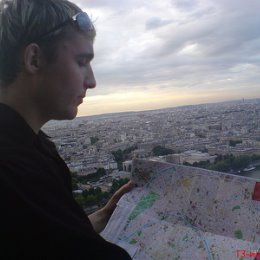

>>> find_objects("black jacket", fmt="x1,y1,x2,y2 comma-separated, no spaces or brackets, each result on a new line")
0,103,131,259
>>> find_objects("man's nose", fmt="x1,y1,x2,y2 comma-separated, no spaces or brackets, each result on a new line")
84,65,96,89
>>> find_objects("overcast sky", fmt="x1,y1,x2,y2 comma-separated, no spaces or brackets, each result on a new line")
73,0,260,116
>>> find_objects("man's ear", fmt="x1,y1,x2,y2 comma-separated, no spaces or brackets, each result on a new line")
23,43,43,73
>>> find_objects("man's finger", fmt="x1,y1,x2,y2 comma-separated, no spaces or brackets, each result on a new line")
104,180,135,214
111,180,135,202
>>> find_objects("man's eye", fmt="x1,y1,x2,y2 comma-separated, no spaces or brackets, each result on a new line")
78,59,88,67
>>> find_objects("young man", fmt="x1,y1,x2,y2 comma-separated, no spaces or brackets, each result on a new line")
0,0,133,258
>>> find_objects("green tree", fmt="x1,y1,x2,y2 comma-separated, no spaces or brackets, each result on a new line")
252,154,260,161
112,146,137,170
74,178,130,209
112,149,123,169
194,154,257,174
90,136,99,145
110,178,130,194
73,193,85,205
96,168,106,176
152,146,175,156
229,140,242,147
193,160,210,169
70,171,79,190
209,161,230,172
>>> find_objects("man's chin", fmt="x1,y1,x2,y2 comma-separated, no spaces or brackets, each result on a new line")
54,108,78,121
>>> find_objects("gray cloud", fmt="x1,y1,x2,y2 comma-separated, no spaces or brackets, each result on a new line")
145,17,172,30
171,0,198,11
76,0,145,10
74,0,260,99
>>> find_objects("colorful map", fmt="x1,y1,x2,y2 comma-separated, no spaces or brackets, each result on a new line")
101,159,260,260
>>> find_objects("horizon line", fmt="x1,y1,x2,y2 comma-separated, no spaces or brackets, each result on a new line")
76,97,260,119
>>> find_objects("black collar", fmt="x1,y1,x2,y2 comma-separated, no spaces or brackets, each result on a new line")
0,103,45,146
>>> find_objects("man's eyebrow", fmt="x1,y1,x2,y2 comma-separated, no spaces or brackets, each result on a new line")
77,53,94,61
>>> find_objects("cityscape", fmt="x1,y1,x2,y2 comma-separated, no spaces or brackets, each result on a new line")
43,98,260,209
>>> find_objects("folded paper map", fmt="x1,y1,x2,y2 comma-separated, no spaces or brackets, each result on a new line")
101,159,260,260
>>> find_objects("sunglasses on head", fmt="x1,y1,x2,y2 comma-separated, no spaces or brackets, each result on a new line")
38,12,94,40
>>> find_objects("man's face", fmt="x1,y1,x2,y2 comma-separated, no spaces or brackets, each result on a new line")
36,32,96,121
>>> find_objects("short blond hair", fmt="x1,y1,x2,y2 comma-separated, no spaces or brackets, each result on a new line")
0,0,96,86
